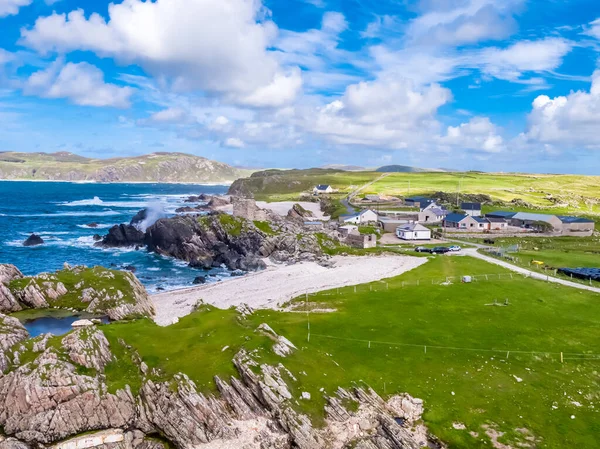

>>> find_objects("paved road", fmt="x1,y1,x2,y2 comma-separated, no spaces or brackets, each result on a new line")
463,248,600,294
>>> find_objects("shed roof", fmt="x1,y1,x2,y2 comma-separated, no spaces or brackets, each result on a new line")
398,223,430,232
444,213,469,223
461,202,482,210
486,211,517,219
512,212,558,223
473,216,489,224
315,184,331,190
557,216,595,224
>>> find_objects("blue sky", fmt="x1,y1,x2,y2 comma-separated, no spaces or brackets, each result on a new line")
1,0,600,173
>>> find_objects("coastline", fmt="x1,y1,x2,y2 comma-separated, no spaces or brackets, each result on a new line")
151,254,428,326
0,179,234,186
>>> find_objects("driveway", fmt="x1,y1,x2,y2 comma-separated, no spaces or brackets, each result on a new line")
463,248,600,294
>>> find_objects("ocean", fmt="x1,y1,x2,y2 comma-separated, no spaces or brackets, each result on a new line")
0,181,231,293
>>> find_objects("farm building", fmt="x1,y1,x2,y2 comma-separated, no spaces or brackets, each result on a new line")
461,202,482,217
342,209,378,225
338,225,359,238
557,216,595,236
362,194,382,202
420,206,447,223
510,212,562,231
396,223,431,241
486,211,517,220
443,213,479,229
405,196,435,209
313,185,333,194
345,231,377,249
487,217,508,230
378,216,418,232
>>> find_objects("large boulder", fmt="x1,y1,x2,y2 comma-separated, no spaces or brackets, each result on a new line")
0,265,23,314
22,234,43,247
99,224,145,248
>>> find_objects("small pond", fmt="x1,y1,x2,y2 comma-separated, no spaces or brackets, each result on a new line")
17,312,110,337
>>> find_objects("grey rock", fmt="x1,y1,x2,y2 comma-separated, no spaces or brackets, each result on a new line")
0,314,28,373
22,234,44,247
62,328,113,371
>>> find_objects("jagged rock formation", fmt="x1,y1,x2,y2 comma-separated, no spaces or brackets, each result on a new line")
101,224,146,248
287,203,315,220
0,265,23,313
22,234,44,247
6,266,154,321
0,314,28,373
0,323,438,449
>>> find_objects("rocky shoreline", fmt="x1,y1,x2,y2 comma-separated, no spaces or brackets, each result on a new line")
97,195,336,273
0,309,442,449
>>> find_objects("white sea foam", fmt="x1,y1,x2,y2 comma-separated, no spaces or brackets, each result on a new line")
61,197,152,208
76,224,113,229
10,211,121,217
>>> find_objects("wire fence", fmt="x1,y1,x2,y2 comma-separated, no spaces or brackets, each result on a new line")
305,332,600,364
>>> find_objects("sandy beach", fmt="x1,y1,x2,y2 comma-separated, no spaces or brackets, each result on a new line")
152,255,428,326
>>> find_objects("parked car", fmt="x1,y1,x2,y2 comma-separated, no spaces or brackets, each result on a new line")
449,245,461,252
431,246,451,254
414,246,431,253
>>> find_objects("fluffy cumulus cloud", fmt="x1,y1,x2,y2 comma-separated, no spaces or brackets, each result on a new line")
522,71,600,148
21,0,302,107
442,117,504,153
0,0,30,17
24,60,133,108
308,76,452,148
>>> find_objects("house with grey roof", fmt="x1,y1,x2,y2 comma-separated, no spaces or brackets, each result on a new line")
396,223,431,241
461,202,482,217
313,184,333,194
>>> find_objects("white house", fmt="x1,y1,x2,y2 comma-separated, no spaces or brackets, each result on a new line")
338,225,359,238
313,184,333,194
396,223,432,241
342,209,378,224
461,203,482,217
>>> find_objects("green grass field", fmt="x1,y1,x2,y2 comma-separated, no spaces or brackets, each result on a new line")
100,256,600,449
237,169,600,218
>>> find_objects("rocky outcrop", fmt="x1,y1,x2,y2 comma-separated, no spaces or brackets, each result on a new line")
0,265,23,314
62,328,113,371
0,348,136,444
0,314,28,373
7,266,154,321
0,330,436,449
100,225,145,248
287,203,315,220
22,234,44,247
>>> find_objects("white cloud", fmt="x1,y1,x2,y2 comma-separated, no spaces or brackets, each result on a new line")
406,0,523,46
307,76,452,148
224,137,245,148
24,60,133,108
521,70,600,148
442,117,504,153
478,38,572,81
0,0,30,18
146,107,188,123
20,0,301,108
583,18,600,40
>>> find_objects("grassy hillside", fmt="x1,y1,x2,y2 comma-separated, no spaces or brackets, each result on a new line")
0,151,251,183
100,256,600,448
230,169,600,216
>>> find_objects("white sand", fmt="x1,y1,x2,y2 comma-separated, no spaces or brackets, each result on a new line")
152,255,428,326
255,201,329,220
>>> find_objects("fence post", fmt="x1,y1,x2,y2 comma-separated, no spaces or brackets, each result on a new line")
424,346,427,354
354,285,357,293
368,341,371,349
561,352,563,363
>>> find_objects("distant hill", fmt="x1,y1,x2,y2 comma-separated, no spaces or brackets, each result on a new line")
0,151,250,183
321,164,368,171
375,165,447,173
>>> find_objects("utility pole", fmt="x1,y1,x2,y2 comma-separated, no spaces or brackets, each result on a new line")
408,180,411,196
456,179,461,208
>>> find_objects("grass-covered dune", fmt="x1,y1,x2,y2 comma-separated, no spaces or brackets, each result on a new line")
102,256,600,449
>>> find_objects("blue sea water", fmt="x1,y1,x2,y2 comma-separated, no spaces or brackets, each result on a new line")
0,181,231,293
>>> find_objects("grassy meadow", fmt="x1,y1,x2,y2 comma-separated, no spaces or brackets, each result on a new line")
101,256,600,449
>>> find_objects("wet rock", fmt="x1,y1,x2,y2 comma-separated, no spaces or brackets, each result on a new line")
192,276,206,285
22,234,44,247
99,225,145,248
87,223,99,228
93,234,103,242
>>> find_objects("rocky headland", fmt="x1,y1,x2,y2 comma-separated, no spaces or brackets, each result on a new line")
0,306,441,449
98,196,334,272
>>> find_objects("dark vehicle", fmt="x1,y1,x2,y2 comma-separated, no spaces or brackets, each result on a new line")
431,246,451,254
483,239,496,244
414,246,432,253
